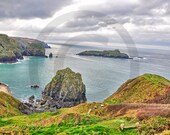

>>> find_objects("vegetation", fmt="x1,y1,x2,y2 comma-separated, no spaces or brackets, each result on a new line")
0,92,22,117
77,49,129,59
0,73,170,134
26,42,45,56
0,34,22,62
105,74,170,103
0,109,139,135
0,34,46,62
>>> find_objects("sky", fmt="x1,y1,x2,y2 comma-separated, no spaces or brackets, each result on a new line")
0,0,169,47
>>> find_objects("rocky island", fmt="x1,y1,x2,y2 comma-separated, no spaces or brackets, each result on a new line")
0,34,50,63
77,49,129,59
0,71,170,134
19,68,87,114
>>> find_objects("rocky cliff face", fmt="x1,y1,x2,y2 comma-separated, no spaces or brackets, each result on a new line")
41,68,87,109
43,68,86,102
0,34,49,63
20,68,87,114
105,74,170,104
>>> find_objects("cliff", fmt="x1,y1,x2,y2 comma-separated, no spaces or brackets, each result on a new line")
0,34,49,63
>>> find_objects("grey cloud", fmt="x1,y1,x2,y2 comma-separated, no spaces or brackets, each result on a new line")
0,0,71,19
58,0,170,32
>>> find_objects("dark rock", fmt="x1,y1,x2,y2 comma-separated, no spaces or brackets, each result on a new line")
36,99,41,102
31,85,39,89
49,53,53,58
19,103,33,115
29,95,35,101
28,95,35,103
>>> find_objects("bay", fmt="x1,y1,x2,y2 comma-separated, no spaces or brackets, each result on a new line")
0,44,170,102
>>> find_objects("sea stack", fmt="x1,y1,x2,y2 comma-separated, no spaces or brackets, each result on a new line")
49,53,53,58
41,68,87,110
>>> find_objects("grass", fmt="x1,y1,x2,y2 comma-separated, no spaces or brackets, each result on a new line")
0,73,170,134
0,109,139,135
139,117,170,135
0,92,22,117
105,74,170,103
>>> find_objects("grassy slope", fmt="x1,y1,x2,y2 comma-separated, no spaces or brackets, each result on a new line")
0,109,139,135
0,92,22,117
105,74,170,104
0,105,169,135
0,74,170,134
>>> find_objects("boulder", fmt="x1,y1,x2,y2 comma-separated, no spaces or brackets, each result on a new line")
49,53,53,58
30,85,39,89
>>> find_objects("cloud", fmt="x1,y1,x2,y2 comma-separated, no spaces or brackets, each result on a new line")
0,0,169,46
0,0,72,19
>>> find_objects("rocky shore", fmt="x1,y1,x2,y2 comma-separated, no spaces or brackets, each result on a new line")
19,68,87,114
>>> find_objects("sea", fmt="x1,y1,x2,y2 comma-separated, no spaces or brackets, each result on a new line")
0,43,170,102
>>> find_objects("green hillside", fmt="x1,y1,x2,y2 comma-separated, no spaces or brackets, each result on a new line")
105,74,170,104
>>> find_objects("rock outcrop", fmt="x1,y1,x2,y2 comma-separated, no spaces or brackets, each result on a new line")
20,68,87,114
0,34,50,63
105,74,170,104
42,68,87,108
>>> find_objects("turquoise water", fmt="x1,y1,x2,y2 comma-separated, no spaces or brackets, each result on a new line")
0,44,170,102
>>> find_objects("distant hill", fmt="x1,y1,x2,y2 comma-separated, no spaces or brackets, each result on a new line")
105,74,170,104
0,34,49,63
77,49,129,59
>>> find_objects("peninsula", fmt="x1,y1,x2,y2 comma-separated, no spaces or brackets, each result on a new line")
0,34,50,63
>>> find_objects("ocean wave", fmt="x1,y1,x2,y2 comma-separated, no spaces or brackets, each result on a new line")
132,57,147,60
